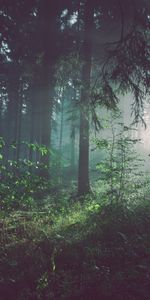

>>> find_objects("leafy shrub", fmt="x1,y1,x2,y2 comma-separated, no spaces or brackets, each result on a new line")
94,114,149,206
0,139,60,211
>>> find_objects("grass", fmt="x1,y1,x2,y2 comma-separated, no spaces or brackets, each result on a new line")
0,195,150,300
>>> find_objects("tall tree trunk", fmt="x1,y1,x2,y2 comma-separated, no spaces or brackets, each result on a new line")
37,0,58,178
39,66,53,178
70,87,77,178
15,80,23,162
78,1,94,195
29,99,34,162
29,77,42,163
6,71,20,161
0,94,2,136
70,125,76,174
59,90,65,155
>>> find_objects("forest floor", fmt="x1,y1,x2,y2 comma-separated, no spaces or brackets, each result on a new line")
0,194,150,300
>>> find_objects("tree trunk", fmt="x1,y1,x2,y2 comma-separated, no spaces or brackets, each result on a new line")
70,87,77,178
29,98,34,162
39,65,53,178
15,80,23,162
0,94,2,136
6,71,20,161
29,77,42,163
37,0,58,178
59,90,65,155
70,125,76,174
78,1,94,195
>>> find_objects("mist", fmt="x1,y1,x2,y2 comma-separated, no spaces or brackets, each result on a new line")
0,1,150,299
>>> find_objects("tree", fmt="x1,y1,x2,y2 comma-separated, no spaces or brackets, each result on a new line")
0,0,149,194
78,0,94,195
77,0,150,195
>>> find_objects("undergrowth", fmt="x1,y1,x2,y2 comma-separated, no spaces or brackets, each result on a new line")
0,131,150,299
0,195,150,300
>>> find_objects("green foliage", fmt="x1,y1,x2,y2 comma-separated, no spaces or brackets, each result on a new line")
0,138,76,211
0,161,48,211
23,142,50,156
0,196,150,300
0,141,63,211
94,114,148,206
0,134,150,300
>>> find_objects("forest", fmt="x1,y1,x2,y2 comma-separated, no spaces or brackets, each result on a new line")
0,0,150,299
